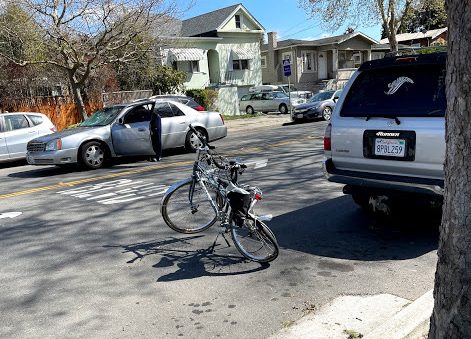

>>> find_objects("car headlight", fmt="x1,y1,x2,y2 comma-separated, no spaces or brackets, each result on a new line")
45,139,62,151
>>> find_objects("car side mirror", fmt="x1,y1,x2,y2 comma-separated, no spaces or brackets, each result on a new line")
333,97,339,102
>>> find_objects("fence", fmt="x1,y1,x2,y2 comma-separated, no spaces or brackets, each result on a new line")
102,90,152,107
1,96,102,131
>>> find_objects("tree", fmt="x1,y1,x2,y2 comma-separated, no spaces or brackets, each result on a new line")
429,0,471,337
397,0,446,34
0,0,185,120
299,0,419,52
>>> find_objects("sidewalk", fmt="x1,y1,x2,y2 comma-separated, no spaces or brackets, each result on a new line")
224,113,292,132
269,289,433,339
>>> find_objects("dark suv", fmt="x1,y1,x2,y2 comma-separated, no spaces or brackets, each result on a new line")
323,53,446,212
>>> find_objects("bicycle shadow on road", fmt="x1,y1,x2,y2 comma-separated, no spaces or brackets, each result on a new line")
106,235,271,282
269,195,439,261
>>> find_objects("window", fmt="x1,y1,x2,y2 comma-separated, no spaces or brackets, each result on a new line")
340,64,446,118
233,59,250,70
190,60,200,73
261,55,267,68
155,102,174,118
169,103,185,117
27,115,44,126
301,51,316,72
4,115,30,131
251,93,263,101
240,94,251,101
261,93,274,100
124,106,152,124
352,52,362,67
235,15,241,28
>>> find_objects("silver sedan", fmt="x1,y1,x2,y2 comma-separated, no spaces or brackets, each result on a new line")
26,100,227,169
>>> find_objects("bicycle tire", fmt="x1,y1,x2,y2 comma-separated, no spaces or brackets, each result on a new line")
231,217,279,262
161,180,220,234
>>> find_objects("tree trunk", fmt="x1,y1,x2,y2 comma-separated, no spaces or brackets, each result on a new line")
388,33,399,53
429,0,471,338
67,70,88,121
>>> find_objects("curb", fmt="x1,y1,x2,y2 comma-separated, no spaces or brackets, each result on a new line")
225,114,292,132
364,289,433,339
268,289,433,339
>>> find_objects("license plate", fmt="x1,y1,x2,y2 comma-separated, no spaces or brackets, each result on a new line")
296,114,303,118
374,138,406,157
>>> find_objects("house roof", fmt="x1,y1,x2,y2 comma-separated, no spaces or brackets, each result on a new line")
371,43,416,51
179,3,264,37
181,4,240,37
261,32,378,52
379,27,447,44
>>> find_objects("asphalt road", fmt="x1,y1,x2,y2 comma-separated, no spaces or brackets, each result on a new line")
0,118,439,338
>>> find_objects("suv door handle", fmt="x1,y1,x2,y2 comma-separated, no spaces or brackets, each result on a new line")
137,128,146,132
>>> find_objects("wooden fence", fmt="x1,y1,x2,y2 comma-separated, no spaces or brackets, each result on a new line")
1,96,102,131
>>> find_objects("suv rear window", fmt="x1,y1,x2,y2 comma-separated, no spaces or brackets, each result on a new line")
340,64,446,117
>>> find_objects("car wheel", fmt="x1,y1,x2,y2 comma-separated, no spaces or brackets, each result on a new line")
279,104,288,114
185,128,206,152
80,141,106,169
322,106,332,120
246,106,254,114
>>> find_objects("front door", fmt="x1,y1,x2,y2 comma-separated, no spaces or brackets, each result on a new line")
318,52,327,79
111,104,154,156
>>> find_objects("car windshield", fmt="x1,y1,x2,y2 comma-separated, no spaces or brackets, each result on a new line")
340,64,446,117
282,85,298,92
309,91,335,102
80,106,124,127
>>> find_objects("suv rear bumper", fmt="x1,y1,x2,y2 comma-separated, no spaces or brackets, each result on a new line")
323,159,444,196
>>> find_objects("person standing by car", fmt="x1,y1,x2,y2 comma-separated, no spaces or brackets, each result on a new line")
149,109,162,162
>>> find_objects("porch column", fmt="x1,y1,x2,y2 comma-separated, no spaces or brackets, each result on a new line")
366,49,372,61
332,49,338,78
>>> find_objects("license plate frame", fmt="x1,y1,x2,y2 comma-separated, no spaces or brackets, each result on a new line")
363,130,416,161
296,114,304,119
374,138,406,157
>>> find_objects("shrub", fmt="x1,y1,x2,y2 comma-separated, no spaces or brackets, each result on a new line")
185,88,218,111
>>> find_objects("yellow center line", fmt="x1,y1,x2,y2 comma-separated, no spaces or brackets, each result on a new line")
0,135,314,200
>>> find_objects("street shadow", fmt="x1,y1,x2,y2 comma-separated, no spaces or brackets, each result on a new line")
269,195,439,261
0,159,28,169
282,118,325,126
105,235,270,282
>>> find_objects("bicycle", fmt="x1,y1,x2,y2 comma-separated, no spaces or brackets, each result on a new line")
160,125,279,263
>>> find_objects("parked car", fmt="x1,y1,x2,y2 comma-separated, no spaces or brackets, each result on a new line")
148,95,205,111
248,84,312,103
239,91,303,114
0,112,56,163
26,100,226,169
292,90,342,122
323,53,446,213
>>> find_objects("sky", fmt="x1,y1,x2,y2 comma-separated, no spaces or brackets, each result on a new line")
183,0,382,42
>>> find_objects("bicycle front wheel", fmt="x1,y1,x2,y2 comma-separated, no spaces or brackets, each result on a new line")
231,217,279,262
161,180,219,234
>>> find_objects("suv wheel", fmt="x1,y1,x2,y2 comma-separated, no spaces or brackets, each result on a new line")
246,106,254,114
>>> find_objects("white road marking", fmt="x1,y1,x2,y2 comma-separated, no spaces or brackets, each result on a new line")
0,212,22,219
57,179,169,205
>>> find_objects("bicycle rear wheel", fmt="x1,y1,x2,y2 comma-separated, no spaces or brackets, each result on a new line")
161,180,220,234
231,217,279,262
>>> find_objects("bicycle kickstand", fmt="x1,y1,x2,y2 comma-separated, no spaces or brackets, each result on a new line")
209,231,231,254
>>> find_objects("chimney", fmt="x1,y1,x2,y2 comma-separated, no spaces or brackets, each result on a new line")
267,32,277,49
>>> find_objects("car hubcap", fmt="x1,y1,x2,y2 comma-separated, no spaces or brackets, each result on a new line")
247,107,253,114
190,132,203,150
280,106,286,114
85,146,104,166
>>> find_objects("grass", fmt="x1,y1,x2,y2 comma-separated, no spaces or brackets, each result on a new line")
343,329,364,338
222,112,265,121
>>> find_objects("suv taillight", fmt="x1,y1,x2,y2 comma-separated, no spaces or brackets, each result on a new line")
324,123,332,151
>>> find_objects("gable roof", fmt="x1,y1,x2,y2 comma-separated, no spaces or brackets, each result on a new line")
179,3,264,37
379,27,447,44
261,32,378,51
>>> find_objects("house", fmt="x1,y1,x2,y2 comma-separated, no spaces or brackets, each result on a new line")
157,4,265,115
379,27,448,47
261,31,379,92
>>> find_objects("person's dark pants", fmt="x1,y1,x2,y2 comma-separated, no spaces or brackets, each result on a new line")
151,128,162,159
